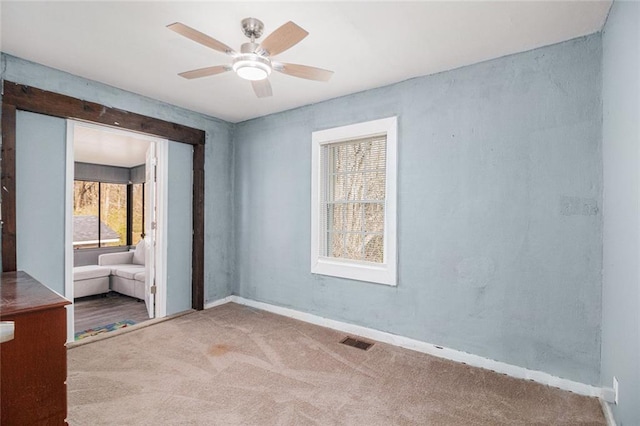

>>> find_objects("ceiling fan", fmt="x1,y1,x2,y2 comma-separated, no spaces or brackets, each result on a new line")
167,18,334,98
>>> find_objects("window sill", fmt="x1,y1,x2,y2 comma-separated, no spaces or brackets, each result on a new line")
311,257,397,286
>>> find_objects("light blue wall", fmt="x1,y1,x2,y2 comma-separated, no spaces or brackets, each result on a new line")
166,142,193,314
234,35,603,385
16,111,67,296
1,53,235,305
601,1,640,424
1,30,612,391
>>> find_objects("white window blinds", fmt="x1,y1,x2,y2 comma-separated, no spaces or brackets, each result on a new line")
320,135,387,263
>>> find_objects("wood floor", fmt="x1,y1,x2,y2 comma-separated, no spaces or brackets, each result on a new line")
74,292,150,332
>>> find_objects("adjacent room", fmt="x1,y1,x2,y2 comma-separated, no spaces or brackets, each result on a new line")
71,124,155,340
1,1,638,425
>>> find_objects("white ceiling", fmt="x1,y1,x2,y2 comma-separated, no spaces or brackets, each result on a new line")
1,1,611,123
74,125,150,168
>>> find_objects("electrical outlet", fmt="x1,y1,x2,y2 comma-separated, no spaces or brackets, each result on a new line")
613,376,619,405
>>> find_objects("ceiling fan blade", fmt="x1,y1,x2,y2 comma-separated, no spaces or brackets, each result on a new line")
167,22,237,56
252,79,273,98
273,62,334,82
259,21,308,57
178,65,231,80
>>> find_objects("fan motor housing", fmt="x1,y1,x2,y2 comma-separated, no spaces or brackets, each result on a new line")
241,42,261,54
241,18,264,40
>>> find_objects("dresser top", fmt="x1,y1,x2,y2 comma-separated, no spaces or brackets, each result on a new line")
1,271,70,317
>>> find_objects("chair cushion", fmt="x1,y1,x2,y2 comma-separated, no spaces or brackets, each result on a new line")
73,265,111,281
102,264,132,275
134,271,146,282
114,265,145,280
98,251,133,266
132,240,145,266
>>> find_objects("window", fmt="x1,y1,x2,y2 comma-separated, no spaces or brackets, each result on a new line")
131,183,145,245
73,181,100,248
311,117,397,286
100,183,127,247
73,181,128,248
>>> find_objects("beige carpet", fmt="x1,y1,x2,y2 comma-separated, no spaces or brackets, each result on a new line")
67,303,605,425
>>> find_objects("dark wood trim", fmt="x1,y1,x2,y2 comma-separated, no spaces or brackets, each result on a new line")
126,183,133,246
97,183,102,246
2,81,205,146
1,82,206,311
1,104,17,272
192,144,205,310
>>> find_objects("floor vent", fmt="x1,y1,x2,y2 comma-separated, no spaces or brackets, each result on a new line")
340,336,374,351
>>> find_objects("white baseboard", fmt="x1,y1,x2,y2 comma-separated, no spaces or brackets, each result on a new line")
204,296,234,310
600,398,617,426
600,387,616,404
204,295,608,400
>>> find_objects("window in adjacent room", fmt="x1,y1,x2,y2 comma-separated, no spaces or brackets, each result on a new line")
311,116,397,286
73,181,100,248
73,180,128,248
99,183,127,247
131,183,145,245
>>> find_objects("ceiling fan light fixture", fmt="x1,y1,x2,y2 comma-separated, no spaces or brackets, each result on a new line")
171,18,333,97
232,55,272,81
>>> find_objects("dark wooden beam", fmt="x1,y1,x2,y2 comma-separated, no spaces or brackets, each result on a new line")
192,144,205,310
2,82,206,311
2,81,205,146
1,104,17,272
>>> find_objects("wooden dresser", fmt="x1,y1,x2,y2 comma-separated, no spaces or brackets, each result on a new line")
1,271,70,425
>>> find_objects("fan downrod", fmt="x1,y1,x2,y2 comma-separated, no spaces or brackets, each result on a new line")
241,18,264,41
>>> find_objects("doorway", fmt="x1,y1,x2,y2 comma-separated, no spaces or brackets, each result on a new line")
65,120,168,342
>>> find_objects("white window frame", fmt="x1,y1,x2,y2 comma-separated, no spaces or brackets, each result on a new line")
311,116,398,286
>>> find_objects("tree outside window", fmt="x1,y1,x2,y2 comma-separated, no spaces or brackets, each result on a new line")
73,181,128,248
131,183,144,245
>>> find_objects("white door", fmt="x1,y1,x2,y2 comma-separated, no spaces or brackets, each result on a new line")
144,143,157,319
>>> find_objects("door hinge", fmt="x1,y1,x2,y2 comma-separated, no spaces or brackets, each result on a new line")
151,221,157,230
150,285,157,295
